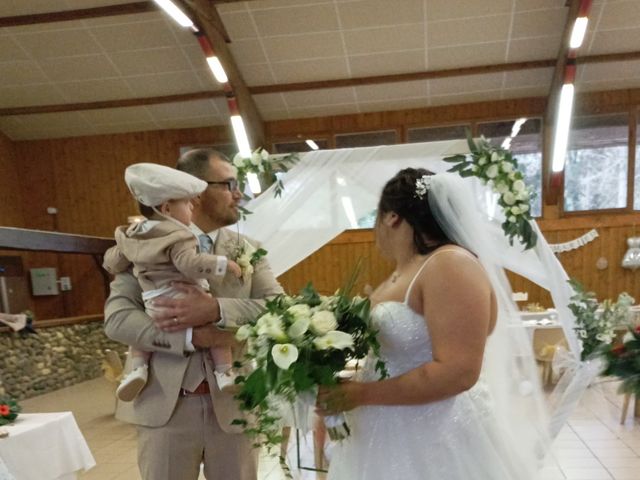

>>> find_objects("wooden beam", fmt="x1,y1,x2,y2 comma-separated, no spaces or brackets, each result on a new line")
0,227,114,255
0,91,225,116
1,50,638,117
177,0,265,147
0,2,156,27
543,0,582,206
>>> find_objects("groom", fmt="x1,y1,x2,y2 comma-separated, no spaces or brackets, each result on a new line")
104,149,284,480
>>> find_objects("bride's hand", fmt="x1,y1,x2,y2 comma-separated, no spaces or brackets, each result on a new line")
316,382,364,415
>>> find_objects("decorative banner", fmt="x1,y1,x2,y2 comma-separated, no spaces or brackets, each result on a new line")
549,229,598,253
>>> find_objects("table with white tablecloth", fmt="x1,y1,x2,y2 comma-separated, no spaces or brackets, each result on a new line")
0,412,95,480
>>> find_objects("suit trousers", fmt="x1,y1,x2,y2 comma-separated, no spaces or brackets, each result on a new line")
137,394,258,480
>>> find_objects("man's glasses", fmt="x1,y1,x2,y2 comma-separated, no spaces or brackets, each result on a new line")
206,179,239,192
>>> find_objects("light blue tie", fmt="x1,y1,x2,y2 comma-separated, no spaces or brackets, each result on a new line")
198,233,213,254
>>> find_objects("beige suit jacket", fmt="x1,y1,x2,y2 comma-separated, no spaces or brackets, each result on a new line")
104,227,284,432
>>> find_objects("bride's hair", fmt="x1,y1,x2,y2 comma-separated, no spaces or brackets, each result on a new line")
378,168,453,254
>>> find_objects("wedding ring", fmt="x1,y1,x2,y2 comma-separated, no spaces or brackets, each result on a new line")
173,317,179,325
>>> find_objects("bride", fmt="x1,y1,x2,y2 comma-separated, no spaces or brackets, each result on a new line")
317,168,549,480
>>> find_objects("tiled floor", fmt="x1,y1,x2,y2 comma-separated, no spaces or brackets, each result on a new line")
19,377,640,480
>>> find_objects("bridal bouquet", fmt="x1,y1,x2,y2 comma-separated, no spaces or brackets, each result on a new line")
232,281,386,452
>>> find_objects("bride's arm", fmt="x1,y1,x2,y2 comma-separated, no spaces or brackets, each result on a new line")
318,252,494,412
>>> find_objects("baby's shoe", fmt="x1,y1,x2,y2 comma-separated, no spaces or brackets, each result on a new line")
116,365,148,402
214,369,239,393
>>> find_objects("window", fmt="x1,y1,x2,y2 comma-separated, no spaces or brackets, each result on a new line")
407,124,468,143
477,119,543,217
335,130,397,149
273,139,329,154
563,114,628,212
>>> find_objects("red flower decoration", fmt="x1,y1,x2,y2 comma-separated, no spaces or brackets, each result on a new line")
635,325,640,335
0,405,9,416
612,345,626,356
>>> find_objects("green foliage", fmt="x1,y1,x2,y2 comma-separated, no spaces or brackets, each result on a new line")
600,325,640,396
568,278,635,361
443,129,537,250
0,397,21,426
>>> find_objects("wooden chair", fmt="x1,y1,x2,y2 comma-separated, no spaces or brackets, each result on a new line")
532,327,568,386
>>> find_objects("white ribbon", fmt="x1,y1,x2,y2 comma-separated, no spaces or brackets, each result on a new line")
549,229,598,253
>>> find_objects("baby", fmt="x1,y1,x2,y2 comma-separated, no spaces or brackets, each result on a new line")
103,163,241,401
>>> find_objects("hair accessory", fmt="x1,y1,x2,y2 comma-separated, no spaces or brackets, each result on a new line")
415,175,432,199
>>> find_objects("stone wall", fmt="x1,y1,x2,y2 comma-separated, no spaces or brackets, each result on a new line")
0,321,127,400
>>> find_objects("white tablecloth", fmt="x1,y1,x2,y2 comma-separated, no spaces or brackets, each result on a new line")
0,412,95,480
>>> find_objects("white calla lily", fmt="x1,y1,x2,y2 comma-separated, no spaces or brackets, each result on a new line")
271,343,298,370
288,316,311,339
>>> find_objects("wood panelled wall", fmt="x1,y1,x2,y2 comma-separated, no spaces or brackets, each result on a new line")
279,216,640,308
3,88,640,319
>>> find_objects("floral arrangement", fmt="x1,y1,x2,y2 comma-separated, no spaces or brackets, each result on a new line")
600,325,640,396
0,397,21,426
226,238,267,280
232,279,386,456
568,279,635,361
232,148,298,200
443,131,537,249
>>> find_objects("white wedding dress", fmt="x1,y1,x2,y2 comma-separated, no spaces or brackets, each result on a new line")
328,267,534,480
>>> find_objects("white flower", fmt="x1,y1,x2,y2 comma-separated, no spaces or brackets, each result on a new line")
479,157,487,166
502,191,516,205
623,331,634,343
579,329,588,338
235,325,253,341
237,253,252,268
310,311,338,336
508,216,517,223
256,313,287,341
508,172,517,180
513,179,526,192
495,182,509,194
287,316,310,339
233,153,245,168
491,151,501,163
250,151,262,166
519,203,529,213
486,164,499,179
511,206,521,215
471,165,478,173
501,161,513,173
242,264,254,277
261,149,269,161
516,191,530,201
271,343,298,370
313,330,354,350
287,304,311,321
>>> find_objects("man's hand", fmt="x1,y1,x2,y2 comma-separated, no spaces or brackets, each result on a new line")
192,325,237,349
151,283,220,332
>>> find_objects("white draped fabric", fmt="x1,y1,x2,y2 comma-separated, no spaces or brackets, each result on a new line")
240,140,586,441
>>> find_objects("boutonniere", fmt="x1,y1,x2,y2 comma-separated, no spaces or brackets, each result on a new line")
226,239,267,280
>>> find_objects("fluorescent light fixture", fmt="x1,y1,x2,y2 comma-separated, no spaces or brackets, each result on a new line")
246,173,262,194
501,137,512,150
511,117,527,137
153,0,194,28
341,197,359,229
206,56,228,83
551,83,575,172
230,115,252,158
569,17,589,49
305,139,319,150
